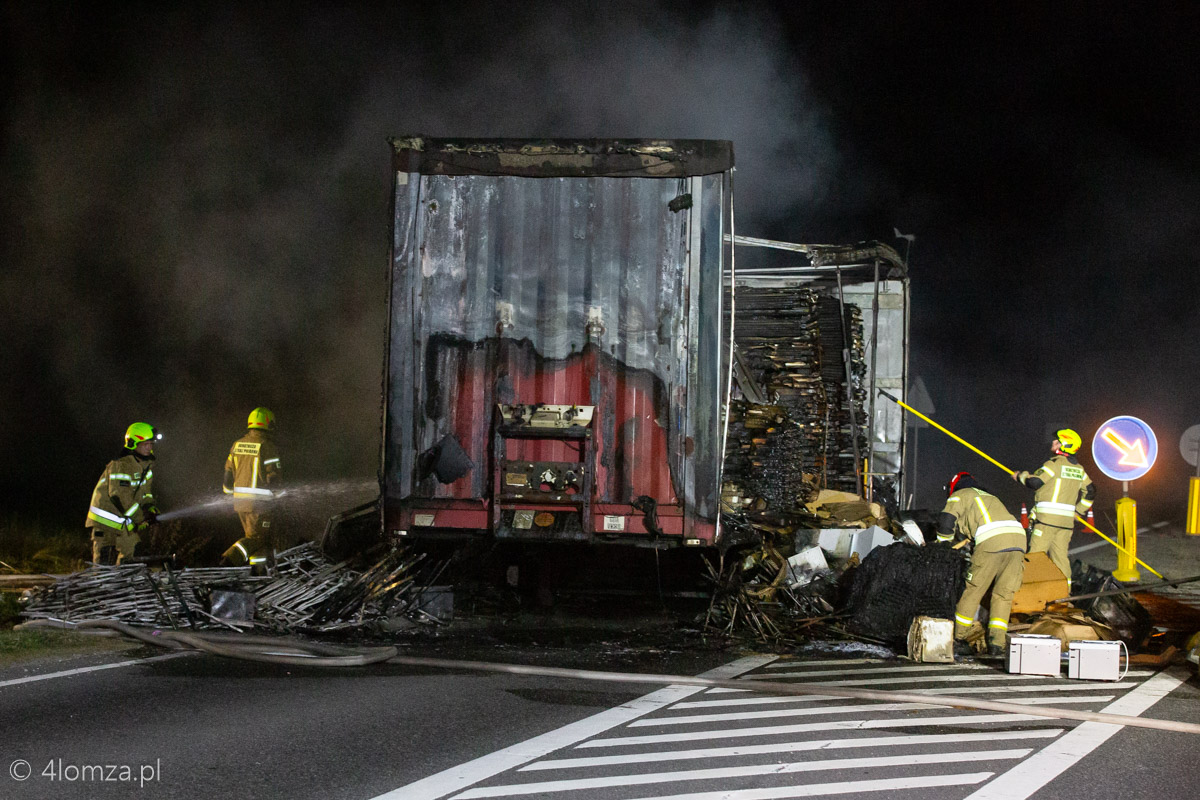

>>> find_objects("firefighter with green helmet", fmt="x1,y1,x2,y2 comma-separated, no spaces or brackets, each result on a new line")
86,422,162,565
938,471,1028,656
221,407,282,574
1012,427,1095,590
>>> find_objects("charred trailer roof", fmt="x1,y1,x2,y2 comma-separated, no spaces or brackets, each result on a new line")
389,137,734,178
383,137,734,545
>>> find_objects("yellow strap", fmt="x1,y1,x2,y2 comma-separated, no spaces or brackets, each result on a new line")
881,393,1165,579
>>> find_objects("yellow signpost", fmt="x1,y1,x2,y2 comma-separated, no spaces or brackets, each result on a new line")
1188,476,1200,536
1183,426,1200,536
1113,494,1140,582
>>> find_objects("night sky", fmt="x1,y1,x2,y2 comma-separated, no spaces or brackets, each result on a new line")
3,2,1198,529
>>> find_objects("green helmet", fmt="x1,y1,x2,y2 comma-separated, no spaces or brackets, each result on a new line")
124,422,159,450
247,407,275,430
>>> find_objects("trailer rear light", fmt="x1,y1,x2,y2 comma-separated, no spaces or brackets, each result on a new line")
685,538,702,546
413,514,435,527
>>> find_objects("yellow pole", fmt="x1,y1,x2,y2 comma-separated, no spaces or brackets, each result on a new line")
1188,477,1200,536
1113,494,1140,582
880,390,1164,579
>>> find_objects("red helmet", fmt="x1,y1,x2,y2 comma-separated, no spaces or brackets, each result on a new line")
945,471,973,496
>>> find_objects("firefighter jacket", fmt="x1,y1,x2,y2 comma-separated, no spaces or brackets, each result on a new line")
936,487,1027,552
223,429,281,513
86,453,157,531
1017,454,1094,527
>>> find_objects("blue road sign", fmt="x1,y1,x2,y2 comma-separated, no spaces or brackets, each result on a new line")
1092,416,1158,481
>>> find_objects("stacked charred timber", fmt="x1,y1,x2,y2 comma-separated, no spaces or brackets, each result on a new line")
729,286,867,498
21,543,448,635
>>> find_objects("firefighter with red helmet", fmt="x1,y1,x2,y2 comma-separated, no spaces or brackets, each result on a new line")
938,471,1027,656
86,422,162,565
1012,427,1094,590
221,407,282,574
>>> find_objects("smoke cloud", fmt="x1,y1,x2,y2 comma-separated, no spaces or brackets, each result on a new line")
1,2,839,524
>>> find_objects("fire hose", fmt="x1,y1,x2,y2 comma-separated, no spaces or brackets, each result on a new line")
878,389,1164,579
17,619,397,667
17,618,1200,736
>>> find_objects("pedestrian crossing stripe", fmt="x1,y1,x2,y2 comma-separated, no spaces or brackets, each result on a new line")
376,656,1174,800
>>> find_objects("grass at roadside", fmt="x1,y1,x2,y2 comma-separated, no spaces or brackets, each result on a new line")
2,592,137,665
0,514,88,575
0,625,141,666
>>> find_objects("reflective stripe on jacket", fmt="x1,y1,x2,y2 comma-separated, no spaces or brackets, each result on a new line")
85,453,155,530
223,429,281,512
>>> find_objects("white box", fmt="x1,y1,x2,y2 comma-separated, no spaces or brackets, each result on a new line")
1068,640,1124,681
899,519,926,546
816,529,855,559
786,546,829,587
1007,634,1061,676
849,525,895,561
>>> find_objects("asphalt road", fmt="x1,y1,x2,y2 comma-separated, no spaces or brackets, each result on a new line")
0,628,1197,800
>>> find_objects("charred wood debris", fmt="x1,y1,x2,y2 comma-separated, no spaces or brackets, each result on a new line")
22,543,451,635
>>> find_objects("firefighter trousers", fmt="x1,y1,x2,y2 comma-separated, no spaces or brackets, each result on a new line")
1029,520,1073,587
90,526,139,565
221,510,276,572
954,545,1026,647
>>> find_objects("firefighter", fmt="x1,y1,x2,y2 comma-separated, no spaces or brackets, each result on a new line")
221,407,282,573
86,422,162,565
1012,428,1094,590
938,471,1027,656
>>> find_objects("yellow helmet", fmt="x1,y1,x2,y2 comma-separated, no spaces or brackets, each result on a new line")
124,422,159,450
247,407,275,430
1055,428,1082,454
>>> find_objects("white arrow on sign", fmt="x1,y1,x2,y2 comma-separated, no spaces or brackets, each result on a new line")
1101,426,1149,468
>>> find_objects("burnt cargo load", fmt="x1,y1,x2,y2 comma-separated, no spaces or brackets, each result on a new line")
726,241,909,511
384,138,733,546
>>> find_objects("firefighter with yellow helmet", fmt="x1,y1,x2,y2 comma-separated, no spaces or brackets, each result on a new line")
1012,427,1095,590
221,407,282,573
938,471,1028,655
86,422,162,565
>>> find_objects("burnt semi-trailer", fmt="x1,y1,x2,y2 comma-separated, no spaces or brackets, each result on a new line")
383,138,734,547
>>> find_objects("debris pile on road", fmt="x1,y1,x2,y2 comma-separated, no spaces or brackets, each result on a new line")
702,534,845,647
21,543,449,635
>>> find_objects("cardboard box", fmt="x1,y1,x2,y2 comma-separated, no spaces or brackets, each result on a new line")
1068,640,1124,681
1026,616,1107,652
908,616,955,663
1007,633,1061,676
1011,552,1070,614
